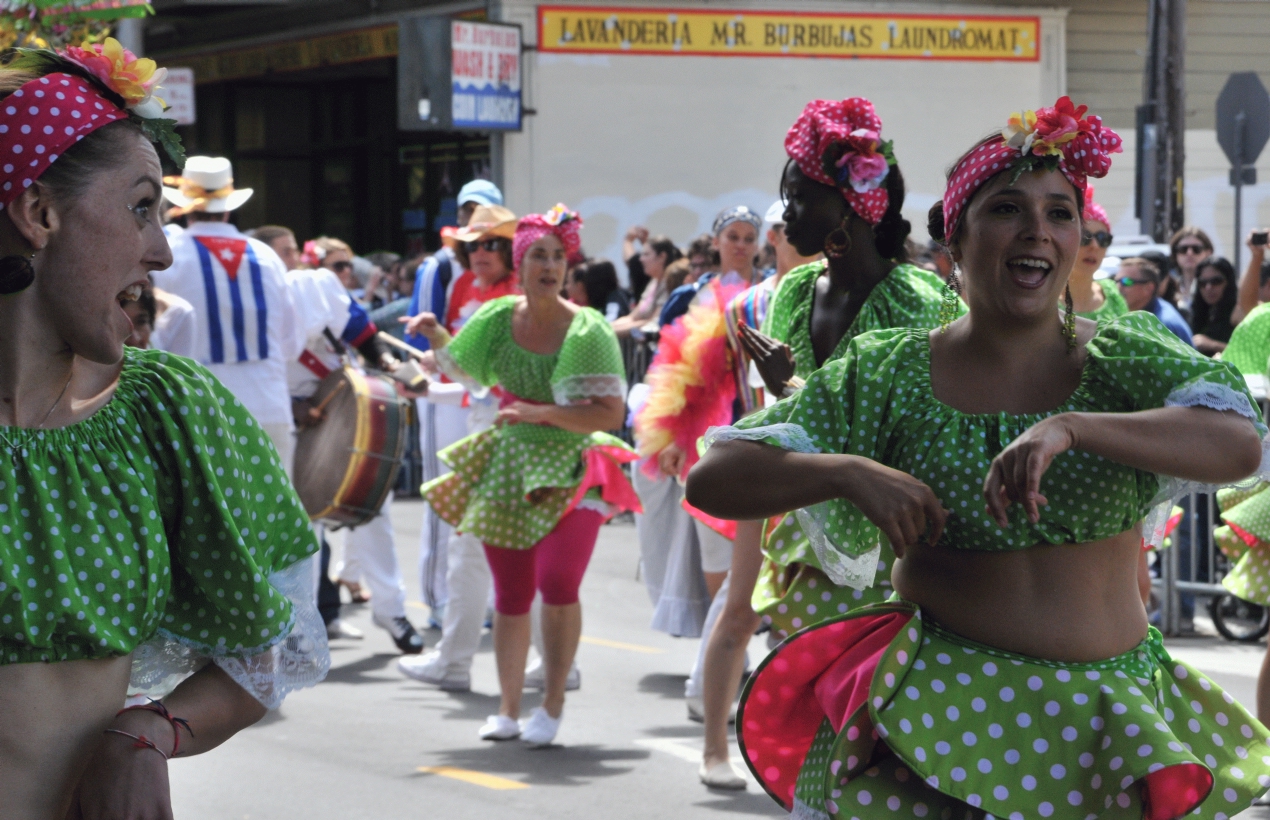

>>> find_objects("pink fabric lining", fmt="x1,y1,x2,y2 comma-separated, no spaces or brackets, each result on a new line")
1143,764,1214,820
739,610,911,807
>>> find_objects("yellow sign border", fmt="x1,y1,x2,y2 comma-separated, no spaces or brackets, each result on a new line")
538,6,1039,62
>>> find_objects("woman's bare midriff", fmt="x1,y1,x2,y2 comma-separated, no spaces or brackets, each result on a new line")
0,655,132,820
892,529,1148,663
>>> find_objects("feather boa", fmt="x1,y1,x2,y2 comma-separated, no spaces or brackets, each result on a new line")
635,280,745,481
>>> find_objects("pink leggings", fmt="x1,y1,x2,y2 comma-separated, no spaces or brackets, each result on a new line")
483,508,605,616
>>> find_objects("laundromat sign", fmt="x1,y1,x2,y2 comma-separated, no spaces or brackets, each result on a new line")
537,6,1039,61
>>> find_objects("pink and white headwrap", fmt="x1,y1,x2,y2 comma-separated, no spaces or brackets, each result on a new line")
513,203,583,270
784,98,894,226
0,73,126,210
941,96,1122,242
1081,184,1109,227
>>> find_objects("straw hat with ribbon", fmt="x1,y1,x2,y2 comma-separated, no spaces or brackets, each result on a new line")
163,155,254,217
452,204,518,244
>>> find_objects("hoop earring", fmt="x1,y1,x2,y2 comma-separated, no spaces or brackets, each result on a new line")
1063,284,1077,351
824,214,852,258
0,252,35,295
939,268,962,332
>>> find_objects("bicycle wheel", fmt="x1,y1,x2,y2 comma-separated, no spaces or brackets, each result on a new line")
1209,594,1270,642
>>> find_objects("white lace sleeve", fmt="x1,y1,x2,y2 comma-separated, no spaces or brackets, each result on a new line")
435,346,489,401
128,555,330,709
704,423,881,591
1141,380,1270,548
552,373,627,405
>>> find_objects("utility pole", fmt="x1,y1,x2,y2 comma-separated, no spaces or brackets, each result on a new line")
1137,0,1186,241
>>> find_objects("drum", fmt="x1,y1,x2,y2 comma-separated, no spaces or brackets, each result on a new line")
294,366,411,529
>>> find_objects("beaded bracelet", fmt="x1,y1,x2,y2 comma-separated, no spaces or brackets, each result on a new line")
109,698,194,758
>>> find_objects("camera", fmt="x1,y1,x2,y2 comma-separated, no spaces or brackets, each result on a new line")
1253,230,1268,246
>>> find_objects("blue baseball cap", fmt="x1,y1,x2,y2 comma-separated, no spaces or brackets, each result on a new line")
458,179,504,208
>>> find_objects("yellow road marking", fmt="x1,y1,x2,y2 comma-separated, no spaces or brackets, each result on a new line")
580,636,664,654
416,766,529,790
407,601,429,610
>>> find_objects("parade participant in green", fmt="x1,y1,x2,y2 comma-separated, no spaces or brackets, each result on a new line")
690,98,1270,820
735,97,956,642
409,205,639,748
0,42,326,820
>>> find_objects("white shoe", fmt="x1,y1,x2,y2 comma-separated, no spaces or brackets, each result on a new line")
397,651,471,691
478,714,521,741
699,761,747,790
523,657,581,691
519,707,561,747
325,618,364,640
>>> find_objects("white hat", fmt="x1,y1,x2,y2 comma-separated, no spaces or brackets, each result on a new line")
764,200,786,226
162,156,254,214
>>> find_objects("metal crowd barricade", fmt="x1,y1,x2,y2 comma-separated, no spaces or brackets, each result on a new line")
1152,375,1270,637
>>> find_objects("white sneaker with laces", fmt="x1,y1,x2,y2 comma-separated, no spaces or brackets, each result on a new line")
325,618,364,640
522,657,581,691
397,651,471,691
478,714,521,741
519,706,561,747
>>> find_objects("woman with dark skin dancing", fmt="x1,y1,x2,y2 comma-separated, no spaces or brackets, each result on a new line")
689,98,1270,820
0,43,327,820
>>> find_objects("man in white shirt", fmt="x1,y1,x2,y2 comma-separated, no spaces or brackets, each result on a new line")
152,156,303,469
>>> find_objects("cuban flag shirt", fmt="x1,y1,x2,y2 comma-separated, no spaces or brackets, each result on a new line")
153,222,304,428
285,267,378,400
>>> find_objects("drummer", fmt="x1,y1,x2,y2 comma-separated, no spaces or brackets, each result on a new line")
287,264,426,653
153,156,305,469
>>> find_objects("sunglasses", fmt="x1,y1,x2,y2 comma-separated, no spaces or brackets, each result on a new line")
464,238,506,253
330,261,352,273
1081,231,1113,248
1116,276,1155,287
1198,276,1226,289
1176,244,1207,255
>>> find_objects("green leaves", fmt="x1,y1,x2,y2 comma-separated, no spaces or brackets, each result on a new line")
140,115,185,168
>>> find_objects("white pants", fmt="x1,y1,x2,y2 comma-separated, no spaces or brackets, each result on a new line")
430,530,492,674
417,400,472,610
335,492,407,623
634,462,717,637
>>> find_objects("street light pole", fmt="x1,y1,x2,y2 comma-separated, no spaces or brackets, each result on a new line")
1139,0,1186,242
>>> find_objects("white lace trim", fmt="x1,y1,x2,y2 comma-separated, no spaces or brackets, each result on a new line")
1142,381,1270,549
434,346,489,401
704,423,822,455
704,422,879,590
128,555,330,709
791,798,831,820
575,496,615,516
552,373,627,406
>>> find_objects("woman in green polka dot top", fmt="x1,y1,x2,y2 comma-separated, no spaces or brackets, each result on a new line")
689,98,1270,820
0,51,326,817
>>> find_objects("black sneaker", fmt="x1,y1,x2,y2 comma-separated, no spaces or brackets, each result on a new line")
375,615,425,654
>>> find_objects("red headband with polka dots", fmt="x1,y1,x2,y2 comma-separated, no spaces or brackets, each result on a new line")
940,97,1122,242
0,73,126,210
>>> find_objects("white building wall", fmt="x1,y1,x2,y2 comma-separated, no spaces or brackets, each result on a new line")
496,0,1067,267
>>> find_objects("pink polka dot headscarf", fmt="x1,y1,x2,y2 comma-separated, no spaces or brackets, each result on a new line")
784,98,895,226
1082,184,1110,227
513,203,583,270
0,73,126,210
941,96,1123,242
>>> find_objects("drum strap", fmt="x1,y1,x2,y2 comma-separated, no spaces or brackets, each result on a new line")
300,349,332,379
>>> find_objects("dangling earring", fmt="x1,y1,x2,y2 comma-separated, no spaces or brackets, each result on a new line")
939,268,962,332
0,251,35,295
824,213,852,258
1063,284,1077,351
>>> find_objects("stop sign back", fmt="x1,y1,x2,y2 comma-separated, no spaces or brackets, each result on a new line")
1217,72,1270,168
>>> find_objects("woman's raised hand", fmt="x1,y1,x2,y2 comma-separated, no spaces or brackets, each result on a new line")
400,312,441,342
982,415,1077,527
838,457,947,558
738,324,797,397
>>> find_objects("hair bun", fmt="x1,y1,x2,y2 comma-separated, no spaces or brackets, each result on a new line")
927,201,947,243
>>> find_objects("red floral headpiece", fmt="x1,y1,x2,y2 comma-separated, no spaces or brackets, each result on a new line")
941,97,1122,242
784,98,896,226
513,204,583,271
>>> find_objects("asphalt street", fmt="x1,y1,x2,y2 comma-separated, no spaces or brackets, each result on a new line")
167,497,1270,820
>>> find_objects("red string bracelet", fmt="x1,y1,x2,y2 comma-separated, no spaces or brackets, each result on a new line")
103,729,172,760
114,698,194,758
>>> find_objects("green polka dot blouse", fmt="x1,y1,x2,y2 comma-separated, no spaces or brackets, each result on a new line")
1223,302,1270,378
1076,278,1129,321
722,312,1263,562
0,348,320,673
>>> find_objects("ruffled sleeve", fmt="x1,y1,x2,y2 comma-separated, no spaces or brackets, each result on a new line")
705,329,915,589
128,351,328,708
551,307,627,405
435,295,516,395
1085,312,1270,546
